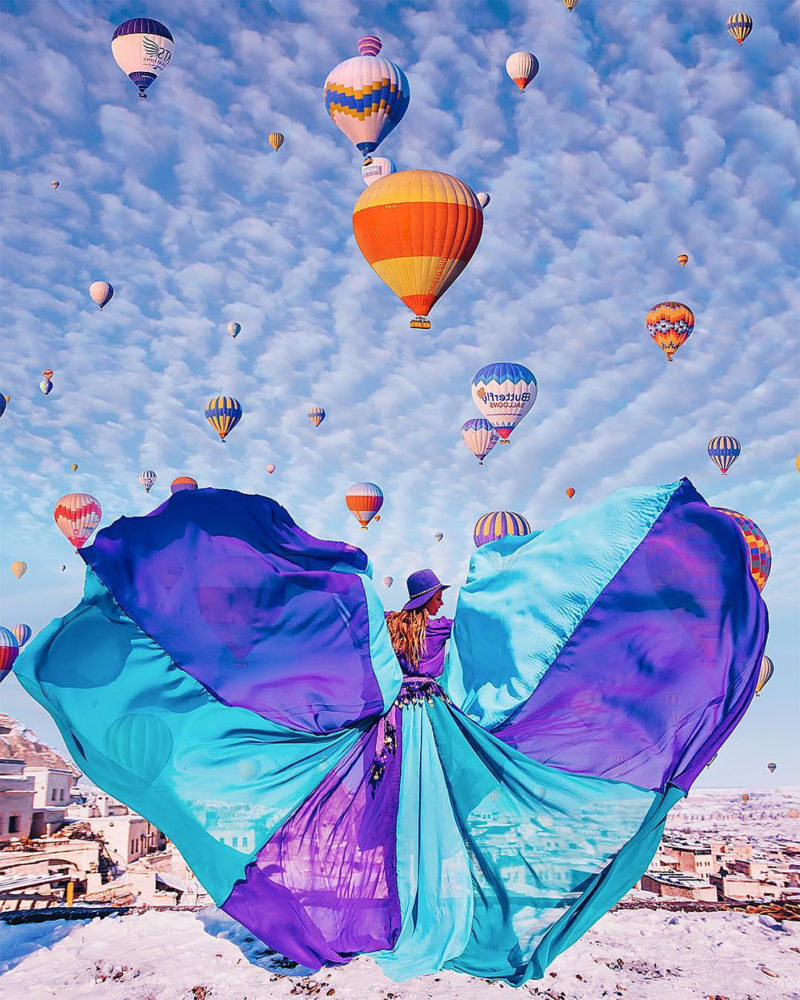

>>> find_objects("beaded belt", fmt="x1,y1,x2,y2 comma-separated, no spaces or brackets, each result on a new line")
394,676,450,709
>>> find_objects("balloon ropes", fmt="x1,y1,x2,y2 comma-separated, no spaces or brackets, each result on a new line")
471,362,537,443
353,170,483,329
345,482,383,529
111,18,174,99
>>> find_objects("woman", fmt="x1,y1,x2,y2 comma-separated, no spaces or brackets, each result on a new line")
14,480,767,984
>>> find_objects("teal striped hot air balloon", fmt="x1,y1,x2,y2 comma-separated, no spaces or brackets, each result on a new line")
473,510,532,548
205,396,242,443
707,436,741,475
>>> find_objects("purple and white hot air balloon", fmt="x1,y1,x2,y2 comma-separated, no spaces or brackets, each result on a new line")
111,18,174,99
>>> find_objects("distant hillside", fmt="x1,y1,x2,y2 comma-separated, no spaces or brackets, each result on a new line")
0,714,80,778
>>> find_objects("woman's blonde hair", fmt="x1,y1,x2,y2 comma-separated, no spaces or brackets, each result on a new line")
385,609,428,668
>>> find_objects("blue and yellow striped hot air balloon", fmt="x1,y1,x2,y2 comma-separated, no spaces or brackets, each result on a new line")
708,436,741,475
308,405,326,428
473,510,532,548
726,13,753,45
204,396,242,443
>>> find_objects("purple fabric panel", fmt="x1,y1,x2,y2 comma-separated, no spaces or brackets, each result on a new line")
83,489,385,734
494,482,767,793
222,714,403,969
385,615,453,678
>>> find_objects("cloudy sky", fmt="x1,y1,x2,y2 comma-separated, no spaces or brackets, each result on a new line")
0,0,797,788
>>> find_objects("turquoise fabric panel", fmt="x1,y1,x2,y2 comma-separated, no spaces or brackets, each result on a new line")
443,481,680,728
375,703,473,979
359,572,403,714
14,569,361,904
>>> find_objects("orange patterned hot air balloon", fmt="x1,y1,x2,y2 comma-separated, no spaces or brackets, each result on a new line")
566,488,575,499
353,170,483,329
645,301,695,362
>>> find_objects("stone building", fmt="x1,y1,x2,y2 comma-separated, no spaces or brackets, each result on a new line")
640,871,718,901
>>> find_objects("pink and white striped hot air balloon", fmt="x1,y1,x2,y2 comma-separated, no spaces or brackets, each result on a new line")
345,482,383,529
54,493,102,549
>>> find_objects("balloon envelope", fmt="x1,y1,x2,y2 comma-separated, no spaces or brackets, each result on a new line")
171,476,198,494
715,507,771,592
566,488,576,499
0,626,19,681
0,396,5,419
434,532,443,542
646,301,694,361
471,362,537,442
111,18,174,98
755,655,773,695
362,156,397,186
205,396,242,443
474,511,531,548
708,436,741,475
324,39,409,158
353,170,483,326
268,132,284,152
767,762,776,773
266,464,275,474
89,281,114,309
54,493,102,549
11,624,32,647
139,470,157,493
11,561,27,579
726,12,753,44
308,405,326,427
345,482,383,529
227,322,241,338
51,180,60,189
677,253,689,266
383,576,393,588
71,464,78,472
461,418,499,465
477,192,490,209
39,379,53,395
506,51,539,92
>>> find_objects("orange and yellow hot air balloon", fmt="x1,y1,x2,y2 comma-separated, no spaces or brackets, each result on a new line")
677,253,689,267
353,170,484,330
646,301,695,361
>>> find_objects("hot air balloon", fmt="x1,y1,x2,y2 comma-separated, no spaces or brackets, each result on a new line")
563,0,579,9
708,436,741,475
0,396,5,419
767,761,776,774
60,564,66,572
726,12,753,45
383,576,393,588
139,470,157,493
566,488,576,499
89,281,114,310
43,369,54,380
471,362,538,443
308,405,326,428
477,192,490,209
374,515,381,522
677,253,689,267
474,511,532,548
10,561,27,579
0,627,19,681
461,418,499,466
50,180,60,190
71,464,78,472
266,464,275,475
646,301,694,361
268,132,284,152
788,808,799,819
435,532,443,543
205,396,242,443
345,482,383,529
505,51,540,92
111,18,174,99
11,624,32,647
715,507,771,592
353,170,484,329
740,793,750,803
362,156,397,186
324,37,410,161
756,655,774,695
171,476,198,494
54,493,102,549
39,378,53,396
227,322,241,339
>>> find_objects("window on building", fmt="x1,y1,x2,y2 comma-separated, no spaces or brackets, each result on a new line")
242,836,248,848
9,816,19,833
131,839,135,853
59,788,64,801
233,837,238,848
51,788,57,801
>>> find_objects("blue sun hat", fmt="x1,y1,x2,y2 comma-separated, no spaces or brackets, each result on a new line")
402,569,449,611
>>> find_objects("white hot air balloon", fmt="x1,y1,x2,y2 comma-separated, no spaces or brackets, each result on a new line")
461,418,500,465
361,156,397,186
477,192,490,209
383,576,393,588
139,470,157,493
471,362,538,444
89,281,114,310
111,18,174,100
505,51,540,92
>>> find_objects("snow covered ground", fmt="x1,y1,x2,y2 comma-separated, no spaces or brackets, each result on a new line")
0,906,798,1000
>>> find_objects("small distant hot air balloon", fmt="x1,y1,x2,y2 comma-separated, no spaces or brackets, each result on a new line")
51,180,60,190
435,532,443,542
566,487,576,499
346,482,383,529
89,281,114,310
0,627,19,681
39,378,53,396
268,132,285,152
477,192,490,209
205,396,242,443
11,624,32,647
227,322,241,339
726,12,753,45
756,655,774,695
171,476,198,494
266,464,276,475
646,301,694,361
308,405,326,428
0,396,5,419
474,511,532,548
11,561,27,579
374,514,381,522
506,51,540,92
677,253,689,267
111,17,174,99
461,418,500,466
563,0,579,9
139,470,157,493
60,564,66,572
471,362,538,443
715,507,771,592
788,808,800,819
383,576,393,588
54,493,102,549
71,464,78,472
362,156,397,186
708,436,741,475
324,37,409,160
741,793,750,803
767,761,776,774
353,170,484,330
